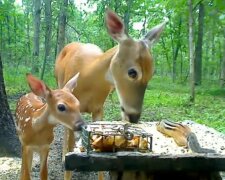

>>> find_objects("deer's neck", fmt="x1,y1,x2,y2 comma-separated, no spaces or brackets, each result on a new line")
95,46,118,72
32,104,56,131
90,46,117,84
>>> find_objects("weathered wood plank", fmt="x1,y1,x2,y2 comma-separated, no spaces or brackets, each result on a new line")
65,152,225,172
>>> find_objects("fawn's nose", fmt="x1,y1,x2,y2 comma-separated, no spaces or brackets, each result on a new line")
74,117,85,131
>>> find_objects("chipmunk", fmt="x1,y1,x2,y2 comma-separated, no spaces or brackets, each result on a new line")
156,120,215,153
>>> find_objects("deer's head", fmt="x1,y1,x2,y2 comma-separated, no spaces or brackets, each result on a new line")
106,10,166,123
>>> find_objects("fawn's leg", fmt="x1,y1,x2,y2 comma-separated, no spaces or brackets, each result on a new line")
40,145,49,180
98,172,104,180
21,146,33,180
63,128,75,180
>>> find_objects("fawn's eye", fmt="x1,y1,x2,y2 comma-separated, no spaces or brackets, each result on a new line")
57,104,66,112
128,68,138,79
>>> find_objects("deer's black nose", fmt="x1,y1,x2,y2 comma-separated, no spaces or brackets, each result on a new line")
128,113,140,123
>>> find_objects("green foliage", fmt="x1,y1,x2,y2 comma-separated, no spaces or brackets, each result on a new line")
141,77,225,133
1,0,225,82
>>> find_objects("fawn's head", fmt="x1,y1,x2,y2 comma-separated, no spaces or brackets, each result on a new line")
26,73,84,131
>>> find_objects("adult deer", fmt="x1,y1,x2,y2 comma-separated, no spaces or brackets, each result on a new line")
15,73,84,180
55,10,166,179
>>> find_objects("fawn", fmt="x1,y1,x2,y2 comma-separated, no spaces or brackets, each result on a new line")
15,73,84,180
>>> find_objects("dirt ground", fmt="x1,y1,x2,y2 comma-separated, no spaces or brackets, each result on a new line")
0,125,109,180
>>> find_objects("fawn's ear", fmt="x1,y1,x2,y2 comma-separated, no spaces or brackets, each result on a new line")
105,10,128,42
26,73,51,98
142,20,167,47
63,73,80,92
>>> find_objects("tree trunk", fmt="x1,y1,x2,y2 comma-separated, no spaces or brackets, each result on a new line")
55,27,59,59
6,15,12,61
204,33,210,79
56,0,68,56
41,0,52,80
194,2,204,85
161,36,172,75
14,15,17,61
124,0,133,34
114,0,120,15
32,0,41,73
180,47,183,81
211,29,215,78
23,0,31,65
140,14,147,38
0,54,21,157
169,19,175,81
220,28,225,88
0,19,3,52
188,0,195,102
172,17,182,82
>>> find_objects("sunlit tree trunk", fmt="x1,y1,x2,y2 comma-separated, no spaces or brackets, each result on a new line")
6,15,12,61
220,28,225,88
32,0,41,73
13,15,17,60
57,0,68,55
41,0,52,80
55,27,59,59
124,0,133,34
22,0,32,65
210,21,216,78
194,2,204,85
172,17,182,82
188,0,195,102
161,36,172,75
204,32,210,79
169,20,175,80
140,13,147,37
0,53,21,156
0,20,3,53
180,47,184,81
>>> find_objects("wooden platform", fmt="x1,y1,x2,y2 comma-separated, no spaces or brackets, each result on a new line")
65,151,225,172
64,121,225,173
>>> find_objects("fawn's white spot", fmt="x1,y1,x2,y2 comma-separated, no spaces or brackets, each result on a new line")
25,117,31,122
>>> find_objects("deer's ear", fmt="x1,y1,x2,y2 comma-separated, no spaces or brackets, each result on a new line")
26,73,51,98
105,10,128,42
63,73,80,92
142,21,167,47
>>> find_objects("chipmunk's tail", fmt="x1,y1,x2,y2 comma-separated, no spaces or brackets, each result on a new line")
156,120,215,153
187,132,215,153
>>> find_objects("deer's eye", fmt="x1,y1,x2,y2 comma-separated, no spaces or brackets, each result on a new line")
57,104,66,112
128,68,138,79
